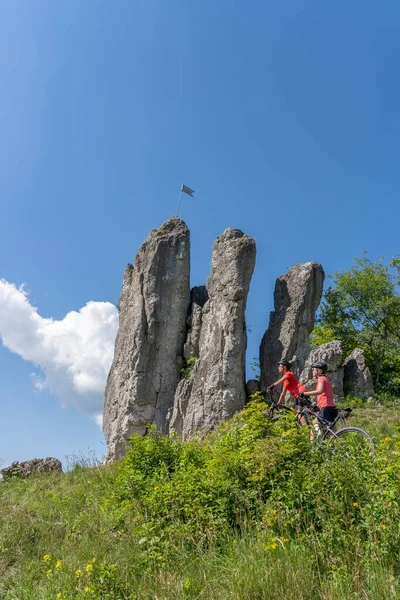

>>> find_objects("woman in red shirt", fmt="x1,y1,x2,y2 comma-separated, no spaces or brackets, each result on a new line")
302,362,338,423
267,360,307,406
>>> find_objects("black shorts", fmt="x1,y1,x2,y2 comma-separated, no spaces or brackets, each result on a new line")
320,406,338,423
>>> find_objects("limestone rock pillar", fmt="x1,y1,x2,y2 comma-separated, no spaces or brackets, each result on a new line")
260,262,324,388
103,217,190,460
168,228,256,439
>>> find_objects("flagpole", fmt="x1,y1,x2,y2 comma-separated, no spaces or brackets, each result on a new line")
176,185,183,217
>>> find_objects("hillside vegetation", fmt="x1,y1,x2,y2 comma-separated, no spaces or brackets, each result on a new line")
1,400,400,600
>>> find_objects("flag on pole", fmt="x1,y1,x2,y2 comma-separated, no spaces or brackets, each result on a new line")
181,183,195,198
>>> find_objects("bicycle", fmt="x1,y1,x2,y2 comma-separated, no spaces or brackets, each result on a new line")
263,392,293,422
264,389,351,427
263,391,374,455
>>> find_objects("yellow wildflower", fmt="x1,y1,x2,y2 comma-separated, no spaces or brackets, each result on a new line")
46,569,53,578
55,560,62,570
57,594,62,599
85,563,93,574
352,502,359,507
265,540,279,551
43,554,51,562
84,587,90,593
75,569,82,578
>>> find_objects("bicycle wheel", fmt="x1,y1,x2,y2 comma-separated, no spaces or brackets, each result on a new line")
322,426,374,456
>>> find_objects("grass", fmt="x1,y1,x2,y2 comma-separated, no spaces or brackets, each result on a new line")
347,405,400,439
1,398,400,599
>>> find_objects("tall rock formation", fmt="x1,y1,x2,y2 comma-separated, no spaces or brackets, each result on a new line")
168,228,256,439
300,340,344,400
260,262,324,389
343,348,374,398
103,217,190,461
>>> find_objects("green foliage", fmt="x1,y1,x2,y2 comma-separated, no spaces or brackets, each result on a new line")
2,403,400,598
313,252,400,392
180,356,197,380
310,323,337,349
41,557,130,600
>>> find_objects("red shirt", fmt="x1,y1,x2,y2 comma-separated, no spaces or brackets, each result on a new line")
283,371,307,398
316,375,335,409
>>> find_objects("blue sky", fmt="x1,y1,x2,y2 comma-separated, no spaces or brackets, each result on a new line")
1,0,399,468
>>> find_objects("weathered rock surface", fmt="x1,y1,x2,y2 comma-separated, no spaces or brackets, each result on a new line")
183,286,208,360
1,458,62,479
343,348,374,398
260,262,324,388
168,228,256,439
103,217,190,461
300,340,344,400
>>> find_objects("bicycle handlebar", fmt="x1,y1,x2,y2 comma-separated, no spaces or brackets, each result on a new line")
264,396,294,412
264,390,314,410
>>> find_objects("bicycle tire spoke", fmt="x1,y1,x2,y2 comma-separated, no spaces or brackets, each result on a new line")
323,427,374,456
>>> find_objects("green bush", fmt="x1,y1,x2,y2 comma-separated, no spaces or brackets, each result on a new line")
1,401,400,598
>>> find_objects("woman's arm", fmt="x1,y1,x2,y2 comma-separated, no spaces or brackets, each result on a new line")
304,380,324,397
267,375,286,392
277,387,287,404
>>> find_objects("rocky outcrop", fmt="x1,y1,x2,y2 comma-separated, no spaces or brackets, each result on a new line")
245,379,260,400
1,458,62,479
167,228,256,439
183,286,208,360
103,217,190,461
300,340,344,400
343,348,374,398
260,262,324,388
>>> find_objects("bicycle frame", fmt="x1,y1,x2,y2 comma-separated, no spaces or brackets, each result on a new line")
263,392,373,453
299,405,352,438
264,392,351,439
300,406,337,438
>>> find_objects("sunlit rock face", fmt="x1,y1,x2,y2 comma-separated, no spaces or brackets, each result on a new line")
103,217,190,461
168,228,256,439
260,262,324,388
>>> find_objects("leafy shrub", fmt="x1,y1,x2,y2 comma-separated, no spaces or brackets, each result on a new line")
180,356,197,379
2,401,400,598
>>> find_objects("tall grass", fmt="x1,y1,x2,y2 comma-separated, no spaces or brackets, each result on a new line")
0,400,399,599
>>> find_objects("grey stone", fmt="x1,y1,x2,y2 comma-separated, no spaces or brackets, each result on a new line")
1,458,62,479
168,228,256,439
245,379,260,400
260,262,324,388
300,340,344,400
183,286,208,360
103,217,190,461
343,348,374,398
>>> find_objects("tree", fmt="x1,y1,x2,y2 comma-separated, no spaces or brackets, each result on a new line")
312,253,400,393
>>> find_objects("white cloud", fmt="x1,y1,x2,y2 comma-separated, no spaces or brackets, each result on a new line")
0,280,119,424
